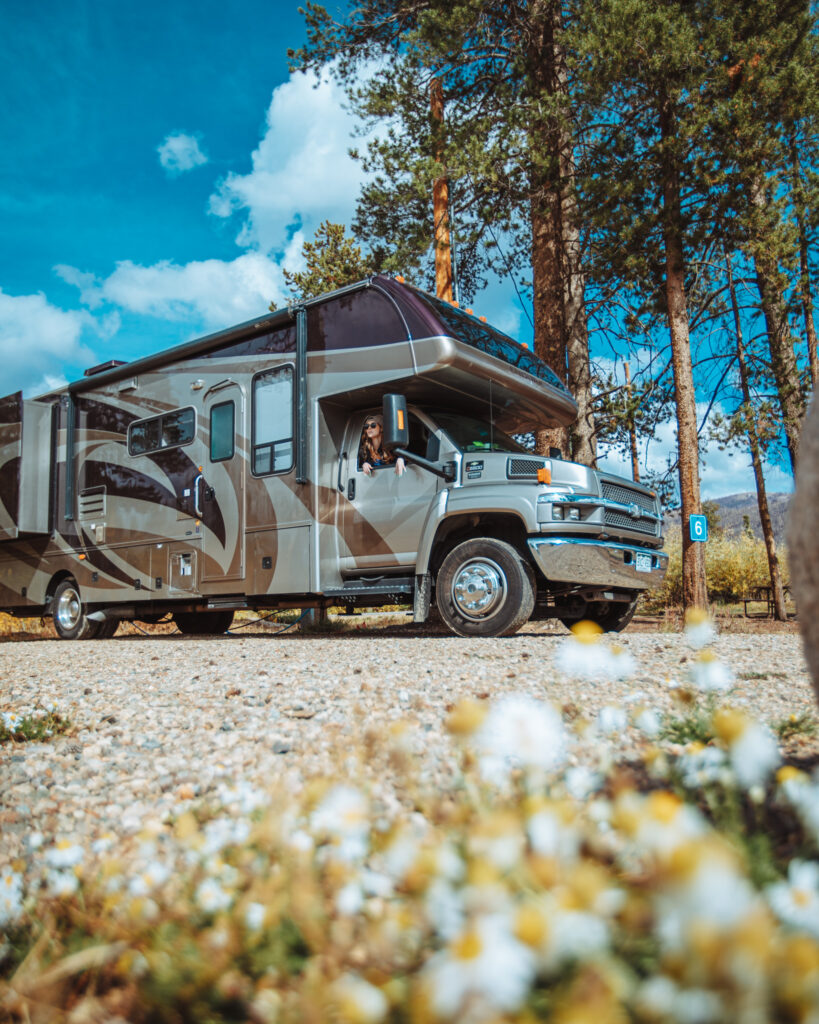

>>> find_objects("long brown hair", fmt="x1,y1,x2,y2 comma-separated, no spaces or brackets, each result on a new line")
359,414,395,464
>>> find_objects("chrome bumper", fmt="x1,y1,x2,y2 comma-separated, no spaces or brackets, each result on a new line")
527,537,668,590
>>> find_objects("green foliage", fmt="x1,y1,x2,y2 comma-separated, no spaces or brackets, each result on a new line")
641,532,790,610
660,696,719,746
270,221,373,309
774,713,819,742
0,709,70,745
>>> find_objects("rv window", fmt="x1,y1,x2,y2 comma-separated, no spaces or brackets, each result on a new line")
252,364,294,475
161,408,195,448
128,407,195,456
307,289,408,351
210,402,234,462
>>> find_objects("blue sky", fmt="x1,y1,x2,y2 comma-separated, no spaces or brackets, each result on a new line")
0,0,793,498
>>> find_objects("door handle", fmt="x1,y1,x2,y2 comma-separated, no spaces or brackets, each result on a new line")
338,451,347,492
193,474,203,516
347,478,356,501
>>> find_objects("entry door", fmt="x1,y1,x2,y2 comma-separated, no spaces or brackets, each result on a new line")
201,382,246,584
339,412,440,572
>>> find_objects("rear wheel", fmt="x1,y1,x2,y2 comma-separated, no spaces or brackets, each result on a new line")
52,579,100,640
560,596,639,634
436,538,535,638
173,610,234,635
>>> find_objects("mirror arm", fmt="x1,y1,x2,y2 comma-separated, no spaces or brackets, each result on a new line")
393,447,456,482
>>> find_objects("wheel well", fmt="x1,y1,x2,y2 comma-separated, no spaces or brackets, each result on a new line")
428,514,531,576
46,571,76,604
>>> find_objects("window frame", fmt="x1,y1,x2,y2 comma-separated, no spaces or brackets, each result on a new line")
127,406,196,456
209,400,235,463
250,362,295,478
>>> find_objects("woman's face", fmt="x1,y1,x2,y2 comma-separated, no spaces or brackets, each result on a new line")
364,418,382,444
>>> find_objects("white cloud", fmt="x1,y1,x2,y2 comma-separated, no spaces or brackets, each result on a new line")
0,288,98,397
209,67,373,254
59,253,287,330
157,132,209,175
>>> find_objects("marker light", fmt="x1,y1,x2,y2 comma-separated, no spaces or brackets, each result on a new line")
396,275,405,283
466,308,474,314
397,409,405,430
537,467,552,484
479,316,487,323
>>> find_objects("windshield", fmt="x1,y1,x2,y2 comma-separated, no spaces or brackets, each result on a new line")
430,412,530,454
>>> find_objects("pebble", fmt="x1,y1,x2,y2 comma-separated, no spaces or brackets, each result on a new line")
0,627,815,869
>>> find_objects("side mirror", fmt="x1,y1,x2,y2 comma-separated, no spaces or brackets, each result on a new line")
382,394,409,450
549,447,563,460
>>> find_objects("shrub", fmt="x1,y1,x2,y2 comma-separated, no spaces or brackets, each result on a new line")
641,532,790,611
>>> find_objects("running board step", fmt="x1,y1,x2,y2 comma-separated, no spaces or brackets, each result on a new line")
207,597,248,610
324,577,414,598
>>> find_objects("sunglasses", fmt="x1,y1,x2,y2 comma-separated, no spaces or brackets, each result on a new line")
364,421,379,429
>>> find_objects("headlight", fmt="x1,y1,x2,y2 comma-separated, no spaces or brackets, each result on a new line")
552,506,563,520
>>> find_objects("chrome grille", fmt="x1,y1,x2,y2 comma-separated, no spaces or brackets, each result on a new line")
507,457,547,479
600,480,656,513
604,509,657,535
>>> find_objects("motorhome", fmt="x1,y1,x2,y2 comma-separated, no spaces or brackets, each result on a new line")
0,275,668,639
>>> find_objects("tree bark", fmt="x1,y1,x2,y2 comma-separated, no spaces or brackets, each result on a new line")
430,79,453,302
790,141,819,390
659,93,707,611
527,0,583,461
749,177,804,473
624,361,640,482
789,394,819,708
726,253,788,621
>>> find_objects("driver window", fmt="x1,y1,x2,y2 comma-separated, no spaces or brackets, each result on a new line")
356,412,429,471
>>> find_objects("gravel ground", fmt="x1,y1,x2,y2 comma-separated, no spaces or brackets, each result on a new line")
1,620,817,871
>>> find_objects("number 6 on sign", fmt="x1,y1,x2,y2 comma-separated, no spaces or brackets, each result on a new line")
689,514,708,542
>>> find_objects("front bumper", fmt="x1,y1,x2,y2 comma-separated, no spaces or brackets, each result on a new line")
527,537,668,590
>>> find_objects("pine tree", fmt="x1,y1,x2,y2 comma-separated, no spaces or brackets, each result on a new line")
269,222,373,310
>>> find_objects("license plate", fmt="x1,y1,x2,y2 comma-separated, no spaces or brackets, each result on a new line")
635,552,652,573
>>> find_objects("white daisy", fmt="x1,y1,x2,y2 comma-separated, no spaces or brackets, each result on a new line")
473,695,567,786
330,972,389,1024
767,860,819,937
311,785,371,862
423,913,536,1018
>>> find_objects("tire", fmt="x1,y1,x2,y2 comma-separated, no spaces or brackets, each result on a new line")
173,610,234,635
52,579,101,640
95,619,119,638
560,596,638,634
435,538,535,638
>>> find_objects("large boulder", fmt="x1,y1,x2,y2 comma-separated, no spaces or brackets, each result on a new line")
788,396,819,707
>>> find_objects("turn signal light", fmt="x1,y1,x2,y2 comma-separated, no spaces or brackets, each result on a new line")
537,467,552,484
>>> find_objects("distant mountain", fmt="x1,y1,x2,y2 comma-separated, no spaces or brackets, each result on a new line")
664,492,792,546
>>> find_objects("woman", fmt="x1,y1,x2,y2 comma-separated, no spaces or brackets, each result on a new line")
358,414,405,476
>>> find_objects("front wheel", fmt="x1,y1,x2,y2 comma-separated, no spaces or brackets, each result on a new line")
436,538,535,638
52,579,100,640
173,610,234,635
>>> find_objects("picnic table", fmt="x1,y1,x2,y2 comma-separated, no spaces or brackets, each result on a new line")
743,584,792,618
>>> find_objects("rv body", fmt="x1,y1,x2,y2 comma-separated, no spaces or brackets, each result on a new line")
0,276,668,638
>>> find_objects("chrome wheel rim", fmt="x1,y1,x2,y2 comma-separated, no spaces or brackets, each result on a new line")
56,586,82,632
451,558,506,620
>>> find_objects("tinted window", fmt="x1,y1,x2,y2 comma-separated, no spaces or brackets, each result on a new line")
409,289,569,394
307,288,408,351
129,408,195,455
210,401,234,462
207,323,296,359
252,364,293,475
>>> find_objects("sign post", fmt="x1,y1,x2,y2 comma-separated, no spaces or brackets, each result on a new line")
689,514,708,543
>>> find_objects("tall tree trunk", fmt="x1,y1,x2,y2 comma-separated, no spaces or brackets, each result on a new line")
528,0,569,459
553,12,595,467
430,79,453,302
790,139,819,390
624,361,640,482
749,178,804,472
726,252,788,621
659,93,707,611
